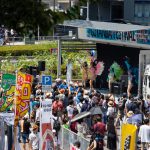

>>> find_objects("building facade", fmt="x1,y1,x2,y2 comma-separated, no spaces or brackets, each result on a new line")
42,0,78,11
81,0,150,25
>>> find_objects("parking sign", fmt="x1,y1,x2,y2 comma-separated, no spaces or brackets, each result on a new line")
42,76,52,86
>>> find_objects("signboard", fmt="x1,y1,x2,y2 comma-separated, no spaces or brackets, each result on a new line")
42,76,52,86
0,74,16,112
14,72,33,126
42,76,52,92
78,27,150,49
41,101,54,150
0,113,14,125
121,124,137,150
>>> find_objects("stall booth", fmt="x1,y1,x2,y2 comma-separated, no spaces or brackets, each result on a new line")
62,19,150,94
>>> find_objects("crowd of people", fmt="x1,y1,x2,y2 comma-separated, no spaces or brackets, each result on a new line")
17,76,150,150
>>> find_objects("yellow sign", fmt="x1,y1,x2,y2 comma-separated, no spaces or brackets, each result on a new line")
15,72,33,121
121,124,137,150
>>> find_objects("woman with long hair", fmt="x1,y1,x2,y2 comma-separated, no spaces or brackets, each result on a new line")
106,116,117,150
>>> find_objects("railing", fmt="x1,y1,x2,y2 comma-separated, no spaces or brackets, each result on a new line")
59,126,90,150
3,36,77,45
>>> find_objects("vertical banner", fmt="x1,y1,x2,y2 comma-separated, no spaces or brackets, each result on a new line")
121,124,137,150
0,117,5,150
41,101,54,150
0,74,16,112
14,72,33,125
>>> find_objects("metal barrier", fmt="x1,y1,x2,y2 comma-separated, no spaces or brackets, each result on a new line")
59,126,90,150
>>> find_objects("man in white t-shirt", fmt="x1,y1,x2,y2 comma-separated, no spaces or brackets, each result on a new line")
29,124,39,150
138,119,150,150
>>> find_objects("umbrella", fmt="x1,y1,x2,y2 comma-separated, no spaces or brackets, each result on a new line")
89,106,103,115
71,111,90,122
127,114,143,126
71,106,103,122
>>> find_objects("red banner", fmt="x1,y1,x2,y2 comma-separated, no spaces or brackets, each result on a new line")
14,72,33,125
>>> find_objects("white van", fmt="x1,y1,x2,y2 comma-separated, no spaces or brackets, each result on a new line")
143,64,150,100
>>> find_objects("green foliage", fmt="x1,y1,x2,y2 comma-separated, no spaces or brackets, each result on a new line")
0,48,89,79
0,43,57,56
0,0,67,35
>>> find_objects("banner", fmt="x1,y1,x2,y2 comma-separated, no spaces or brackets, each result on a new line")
14,72,33,124
0,112,14,125
121,124,137,150
0,74,16,112
0,118,5,150
41,101,54,150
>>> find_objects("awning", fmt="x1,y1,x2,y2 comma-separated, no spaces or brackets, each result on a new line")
63,19,150,32
62,19,150,49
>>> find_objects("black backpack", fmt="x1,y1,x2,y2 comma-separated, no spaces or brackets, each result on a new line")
53,117,61,131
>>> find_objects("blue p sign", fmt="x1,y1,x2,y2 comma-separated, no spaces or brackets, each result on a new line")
42,76,52,86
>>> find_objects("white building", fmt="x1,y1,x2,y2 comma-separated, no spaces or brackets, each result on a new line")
42,0,78,11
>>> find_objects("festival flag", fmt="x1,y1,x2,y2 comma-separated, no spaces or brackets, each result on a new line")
0,74,16,112
121,124,137,150
14,71,33,125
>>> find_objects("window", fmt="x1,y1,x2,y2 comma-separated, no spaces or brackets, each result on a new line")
135,2,150,18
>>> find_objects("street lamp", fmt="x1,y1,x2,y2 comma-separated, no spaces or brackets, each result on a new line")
80,0,89,21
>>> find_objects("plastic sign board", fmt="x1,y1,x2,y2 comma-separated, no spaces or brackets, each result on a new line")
42,76,52,86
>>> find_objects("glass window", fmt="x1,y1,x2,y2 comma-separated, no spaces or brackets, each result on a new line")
135,2,150,18
135,3,143,17
143,4,150,17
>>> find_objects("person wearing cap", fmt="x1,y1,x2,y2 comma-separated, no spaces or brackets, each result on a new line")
29,124,39,150
52,129,61,149
123,111,134,124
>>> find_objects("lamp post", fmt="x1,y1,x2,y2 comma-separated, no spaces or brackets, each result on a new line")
80,0,90,21
87,0,89,21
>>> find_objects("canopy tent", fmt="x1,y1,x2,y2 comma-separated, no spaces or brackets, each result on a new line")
71,106,103,122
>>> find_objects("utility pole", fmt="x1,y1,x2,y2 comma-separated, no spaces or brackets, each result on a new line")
69,0,71,9
86,0,89,21
53,0,55,11
57,38,61,78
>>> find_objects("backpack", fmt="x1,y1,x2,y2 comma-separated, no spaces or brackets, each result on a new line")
53,117,61,131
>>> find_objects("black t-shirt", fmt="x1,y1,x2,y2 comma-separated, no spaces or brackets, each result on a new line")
23,120,31,134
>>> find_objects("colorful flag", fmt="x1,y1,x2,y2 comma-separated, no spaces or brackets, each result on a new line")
14,71,33,123
121,124,137,150
0,74,16,112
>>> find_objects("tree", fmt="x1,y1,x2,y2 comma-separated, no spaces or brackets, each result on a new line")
0,0,66,35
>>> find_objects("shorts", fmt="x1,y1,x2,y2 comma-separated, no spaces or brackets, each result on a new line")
21,133,29,144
